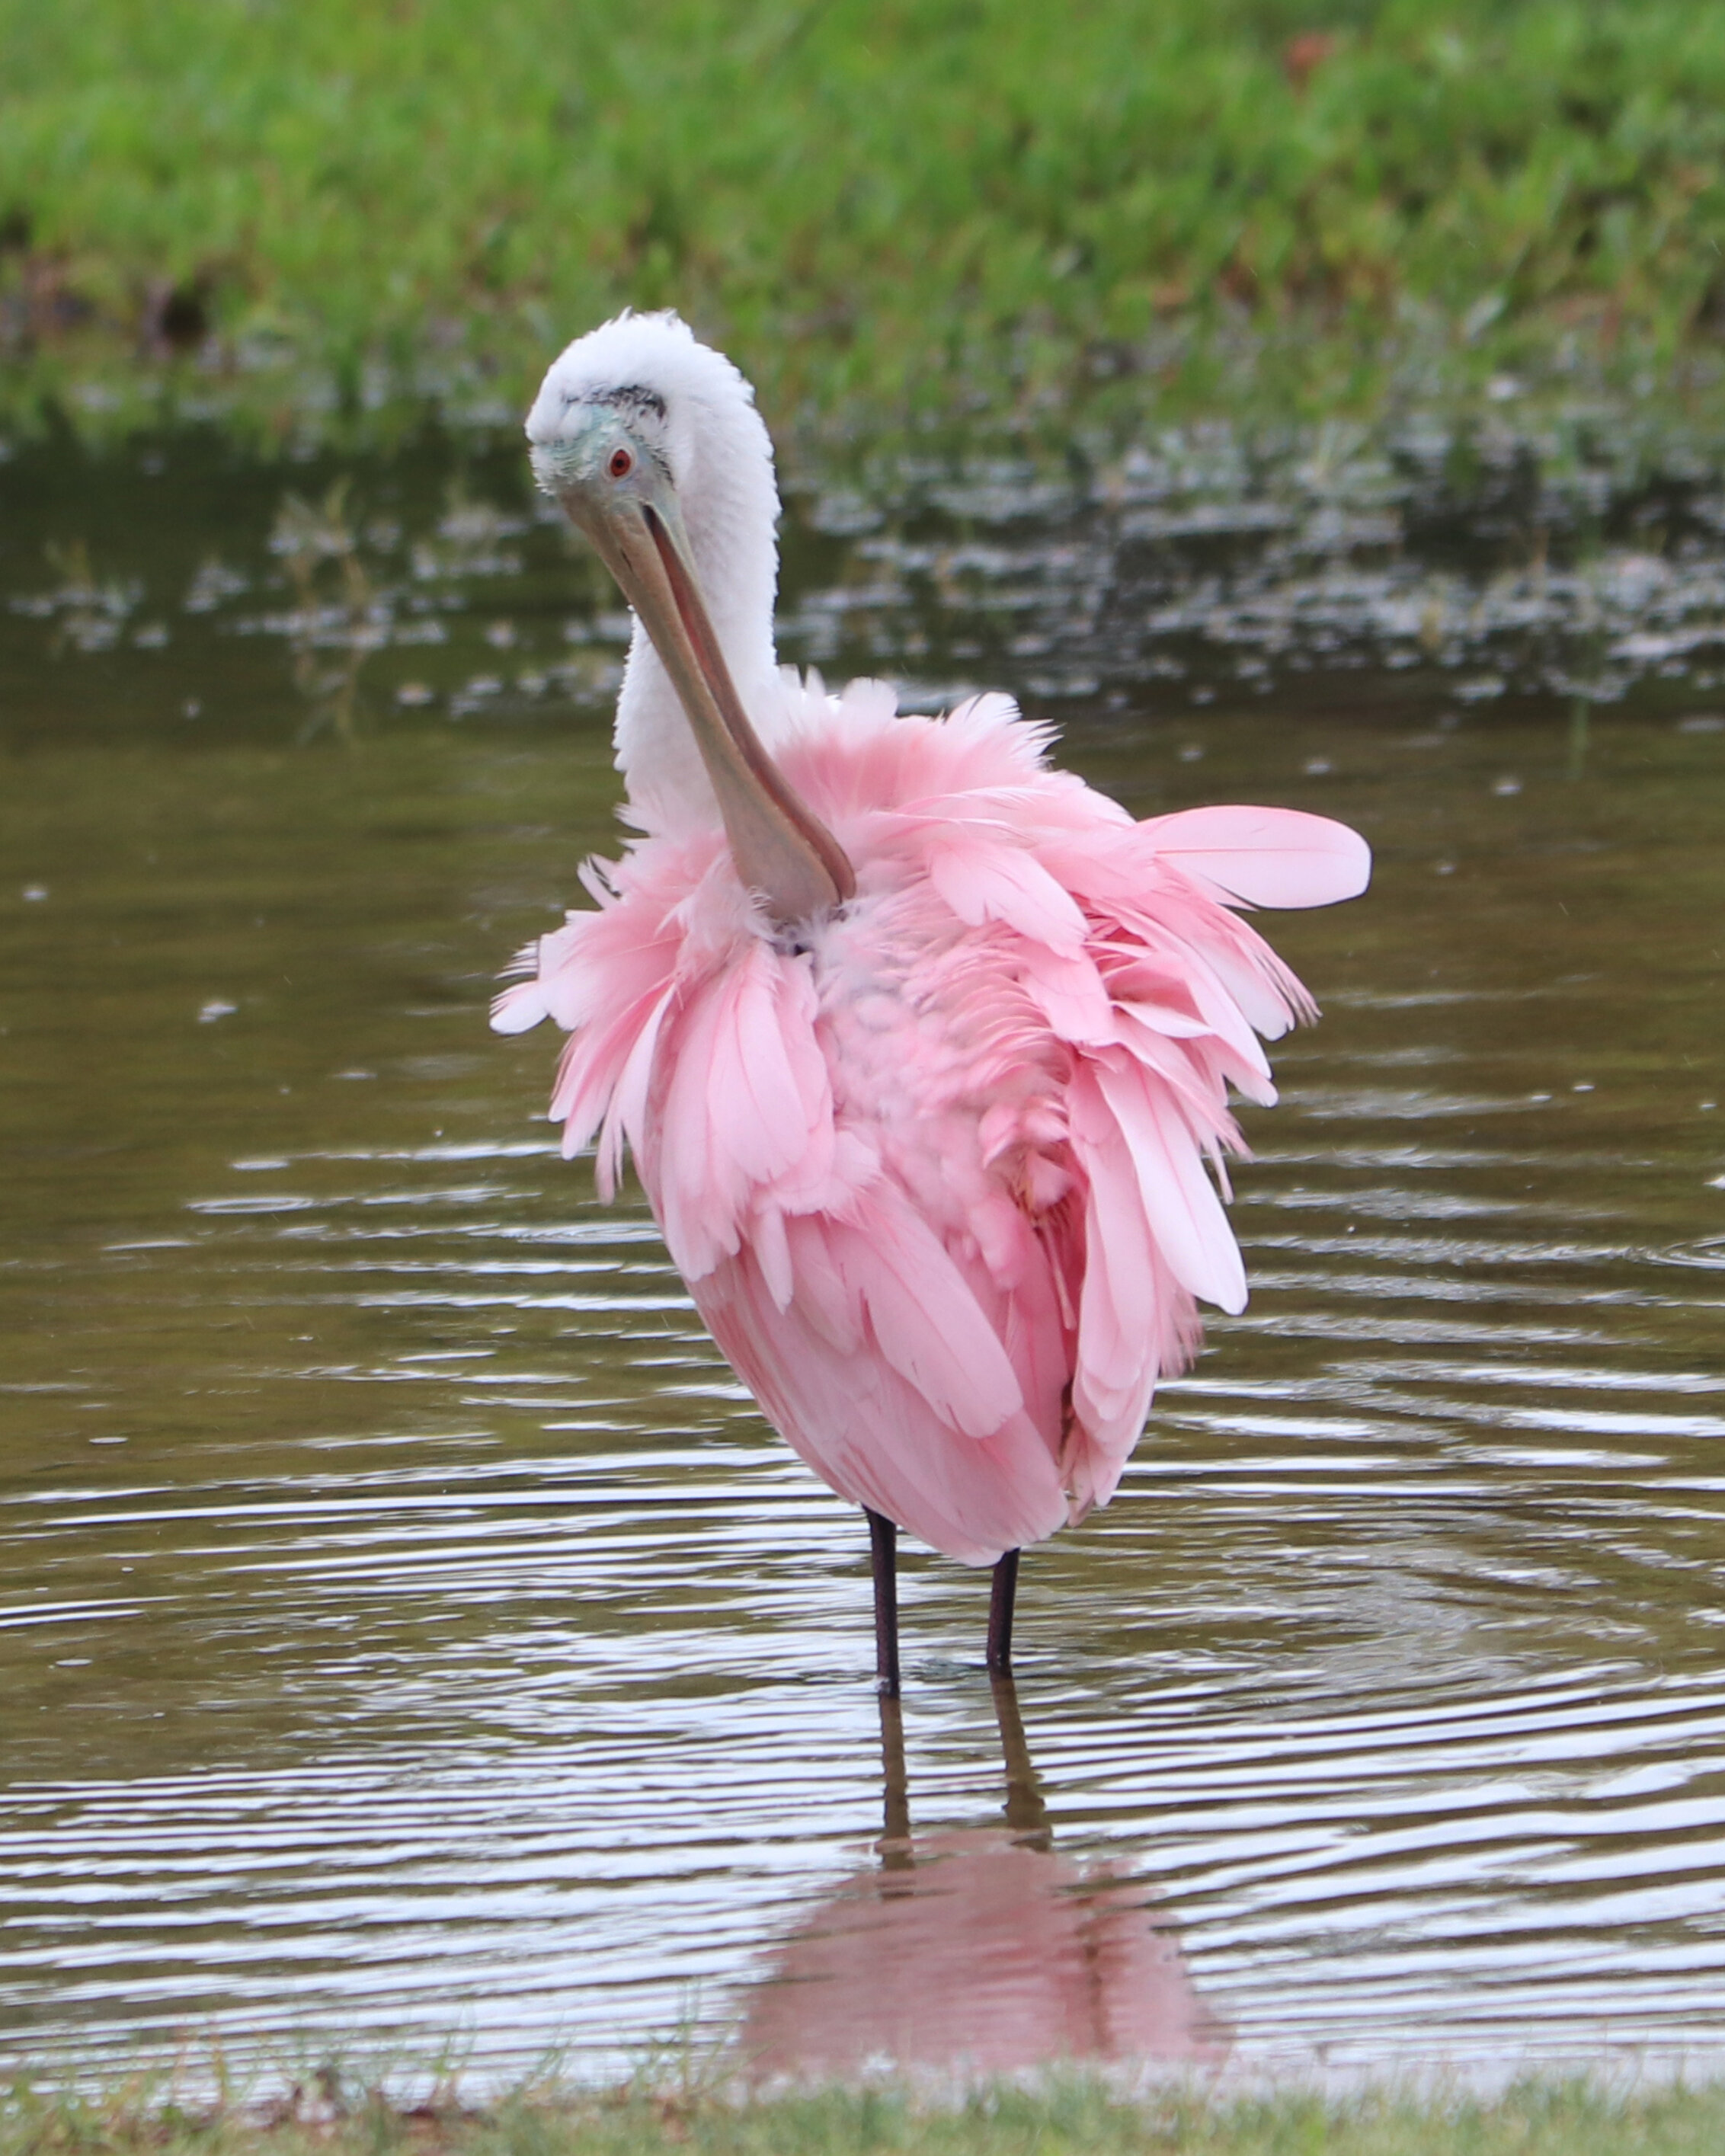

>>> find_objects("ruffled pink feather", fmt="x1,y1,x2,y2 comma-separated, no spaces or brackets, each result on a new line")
493,680,1368,1564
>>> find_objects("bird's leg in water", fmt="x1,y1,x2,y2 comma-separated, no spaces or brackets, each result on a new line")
989,1668,1051,1848
987,1547,1020,1675
866,1508,900,1697
875,1688,914,1871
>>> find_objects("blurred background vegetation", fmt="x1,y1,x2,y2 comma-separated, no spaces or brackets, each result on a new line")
2,0,1723,443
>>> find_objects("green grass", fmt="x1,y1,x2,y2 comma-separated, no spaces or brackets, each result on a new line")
4,2,1725,446
8,2072,1725,2156
9,2071,1725,2156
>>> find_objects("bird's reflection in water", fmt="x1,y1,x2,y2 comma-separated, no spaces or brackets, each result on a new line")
739,1680,1230,2081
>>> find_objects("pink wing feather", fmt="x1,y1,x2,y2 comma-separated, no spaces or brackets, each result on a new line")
494,681,1368,1563
1143,803,1372,910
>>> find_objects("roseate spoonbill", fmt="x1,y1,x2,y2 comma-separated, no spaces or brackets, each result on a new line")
492,312,1369,1693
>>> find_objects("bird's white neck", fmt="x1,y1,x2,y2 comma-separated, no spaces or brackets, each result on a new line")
613,405,783,834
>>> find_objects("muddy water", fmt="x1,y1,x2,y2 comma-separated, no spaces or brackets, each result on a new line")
2,428,1723,2085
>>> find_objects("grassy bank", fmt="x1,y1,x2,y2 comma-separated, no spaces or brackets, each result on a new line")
7,2075,1725,2156
4,2,1725,447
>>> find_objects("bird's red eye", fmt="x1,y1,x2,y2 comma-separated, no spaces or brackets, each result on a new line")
608,447,633,479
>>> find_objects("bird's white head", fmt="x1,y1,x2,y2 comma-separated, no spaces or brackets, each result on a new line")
526,312,852,923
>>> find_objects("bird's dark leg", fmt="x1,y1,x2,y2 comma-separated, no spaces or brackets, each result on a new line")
866,1507,901,1697
986,1547,1020,1675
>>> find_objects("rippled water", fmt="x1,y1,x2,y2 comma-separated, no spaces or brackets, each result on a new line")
2,428,1723,2087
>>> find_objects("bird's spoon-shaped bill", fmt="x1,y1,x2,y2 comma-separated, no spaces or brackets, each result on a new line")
552,477,853,927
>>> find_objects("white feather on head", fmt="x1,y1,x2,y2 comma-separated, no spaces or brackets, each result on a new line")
527,312,786,828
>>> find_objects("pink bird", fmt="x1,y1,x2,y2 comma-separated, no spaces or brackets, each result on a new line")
493,312,1370,1692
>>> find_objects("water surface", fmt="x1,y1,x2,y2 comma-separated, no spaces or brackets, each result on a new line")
2,428,1723,2086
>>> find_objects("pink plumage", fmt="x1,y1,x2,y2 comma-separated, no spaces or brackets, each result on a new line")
494,670,1368,1566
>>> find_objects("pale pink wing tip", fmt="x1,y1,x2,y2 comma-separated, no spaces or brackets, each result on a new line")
1146,805,1371,909
490,982,547,1035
